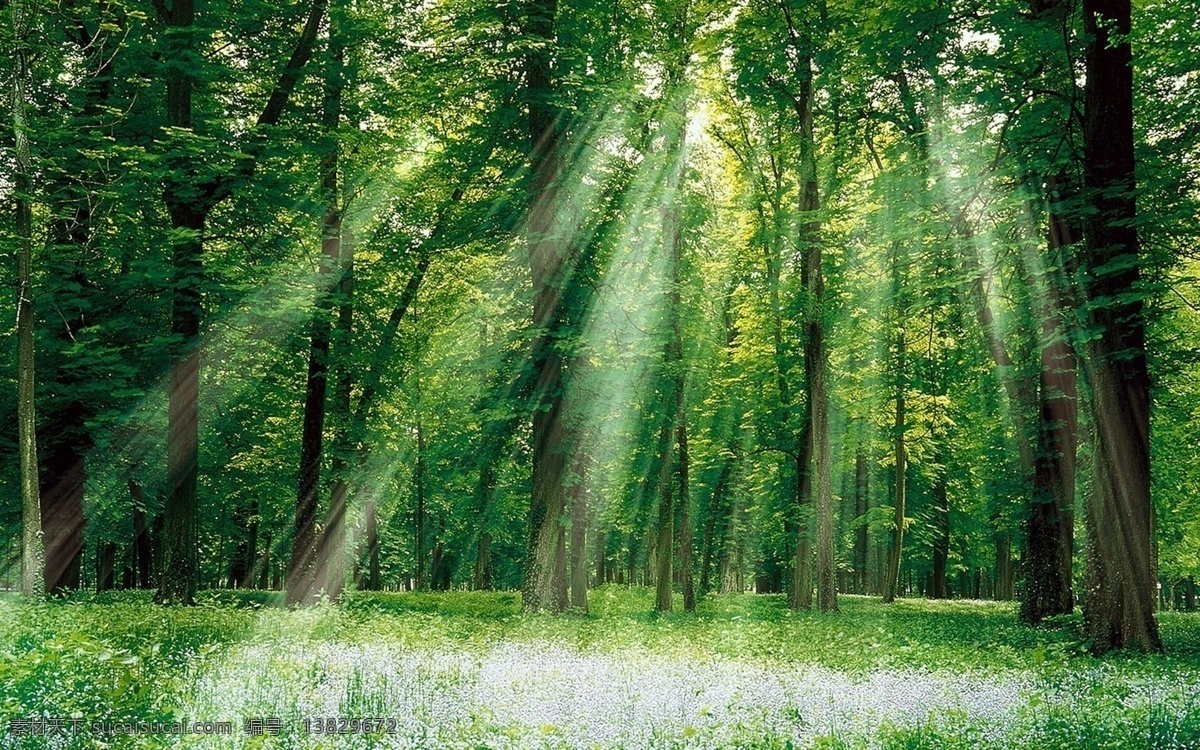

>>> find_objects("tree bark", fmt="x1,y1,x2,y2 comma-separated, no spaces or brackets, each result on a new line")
287,202,339,603
523,0,569,612
1022,194,1078,621
315,8,350,603
795,57,836,613
1079,0,1159,653
12,0,43,600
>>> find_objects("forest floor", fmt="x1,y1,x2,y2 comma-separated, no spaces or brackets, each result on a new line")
1,587,1199,749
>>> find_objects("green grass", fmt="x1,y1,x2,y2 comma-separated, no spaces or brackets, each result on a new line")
1,588,1199,748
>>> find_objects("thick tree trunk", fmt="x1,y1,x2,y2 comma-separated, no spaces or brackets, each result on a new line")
796,65,836,612
994,531,1015,600
287,209,339,605
1080,0,1161,654
523,0,569,613
287,11,345,604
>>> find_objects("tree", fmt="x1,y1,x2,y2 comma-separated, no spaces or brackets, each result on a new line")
1079,0,1161,653
288,2,347,606
523,0,570,612
10,0,43,599
155,0,327,604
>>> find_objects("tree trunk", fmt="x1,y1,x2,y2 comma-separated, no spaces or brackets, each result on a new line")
286,212,339,605
12,0,43,600
474,531,493,590
414,411,427,590
523,0,569,613
678,417,695,611
364,500,380,590
315,10,349,603
796,59,836,612
1023,289,1078,620
854,444,869,594
883,348,906,604
155,0,206,606
1079,0,1161,654
789,427,813,608
931,476,949,599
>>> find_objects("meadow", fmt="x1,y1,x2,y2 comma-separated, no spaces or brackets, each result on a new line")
2,588,1199,749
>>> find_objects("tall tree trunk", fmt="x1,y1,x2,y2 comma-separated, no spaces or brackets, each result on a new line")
994,530,1014,600
39,443,86,593
789,434,813,608
658,62,692,612
315,7,349,603
1080,0,1160,653
156,0,203,606
1023,199,1078,621
523,0,569,613
11,0,42,599
94,542,114,592
795,56,836,612
286,204,340,605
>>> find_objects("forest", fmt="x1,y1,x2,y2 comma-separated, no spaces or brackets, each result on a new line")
2,0,1200,746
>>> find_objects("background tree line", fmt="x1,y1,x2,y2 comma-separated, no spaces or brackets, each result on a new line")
2,0,1197,653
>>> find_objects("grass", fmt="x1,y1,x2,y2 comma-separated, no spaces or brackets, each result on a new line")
1,587,1199,748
